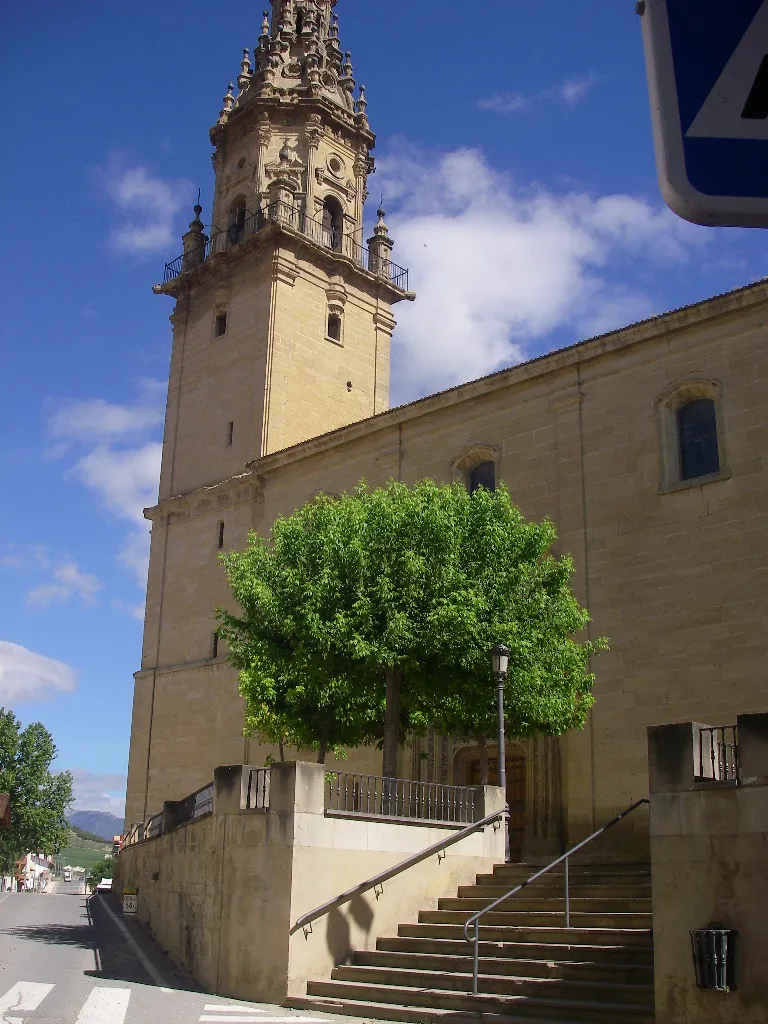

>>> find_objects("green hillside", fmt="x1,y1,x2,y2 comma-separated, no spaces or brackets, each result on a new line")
58,828,111,873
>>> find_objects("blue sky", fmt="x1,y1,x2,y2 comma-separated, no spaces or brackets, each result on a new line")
1,0,765,819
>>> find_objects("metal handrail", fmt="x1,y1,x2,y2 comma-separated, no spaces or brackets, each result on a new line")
463,797,650,995
290,808,505,936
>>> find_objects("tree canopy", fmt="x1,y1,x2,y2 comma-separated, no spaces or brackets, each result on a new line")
0,710,73,871
219,480,606,774
87,856,114,888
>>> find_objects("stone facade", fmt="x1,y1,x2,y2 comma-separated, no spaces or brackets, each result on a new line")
648,715,768,1023
125,1,768,858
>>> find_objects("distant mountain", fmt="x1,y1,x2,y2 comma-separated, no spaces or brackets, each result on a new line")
68,811,124,841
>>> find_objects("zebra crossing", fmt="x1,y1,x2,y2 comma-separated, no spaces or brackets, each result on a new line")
0,982,333,1024
199,1011,330,1024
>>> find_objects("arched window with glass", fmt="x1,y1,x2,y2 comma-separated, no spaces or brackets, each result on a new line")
677,398,720,481
468,461,496,494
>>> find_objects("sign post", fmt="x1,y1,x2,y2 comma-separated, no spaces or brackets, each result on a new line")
639,0,768,226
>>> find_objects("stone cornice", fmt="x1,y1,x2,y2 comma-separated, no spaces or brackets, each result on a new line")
245,279,768,475
145,471,259,523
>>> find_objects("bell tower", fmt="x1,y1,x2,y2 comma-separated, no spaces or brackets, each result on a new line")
154,0,412,502
126,0,412,827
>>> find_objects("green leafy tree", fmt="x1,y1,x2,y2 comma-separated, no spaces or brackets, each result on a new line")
220,481,606,776
87,856,114,888
0,710,73,872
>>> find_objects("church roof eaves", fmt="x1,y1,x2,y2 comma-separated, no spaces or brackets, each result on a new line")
250,275,768,472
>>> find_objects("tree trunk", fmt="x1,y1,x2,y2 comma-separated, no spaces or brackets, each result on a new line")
475,734,489,785
382,667,402,779
317,724,330,764
279,737,285,762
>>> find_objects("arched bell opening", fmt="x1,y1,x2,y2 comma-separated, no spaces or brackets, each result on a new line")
322,195,344,252
228,195,248,247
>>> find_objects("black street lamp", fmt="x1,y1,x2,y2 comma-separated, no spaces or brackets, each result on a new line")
490,643,510,862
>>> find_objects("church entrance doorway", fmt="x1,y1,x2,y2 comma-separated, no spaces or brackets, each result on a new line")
469,752,526,861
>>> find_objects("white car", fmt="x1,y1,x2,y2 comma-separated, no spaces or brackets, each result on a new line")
95,878,112,892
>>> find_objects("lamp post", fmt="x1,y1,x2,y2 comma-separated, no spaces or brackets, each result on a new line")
490,643,510,862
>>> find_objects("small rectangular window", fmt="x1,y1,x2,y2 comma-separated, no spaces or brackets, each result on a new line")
214,312,228,338
227,421,234,447
218,521,225,549
212,632,219,659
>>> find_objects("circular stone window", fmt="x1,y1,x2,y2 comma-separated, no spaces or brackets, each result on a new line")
328,154,344,177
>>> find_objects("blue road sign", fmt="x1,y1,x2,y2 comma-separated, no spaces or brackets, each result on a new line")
640,0,768,227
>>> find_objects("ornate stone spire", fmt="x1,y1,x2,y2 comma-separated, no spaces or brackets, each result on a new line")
221,0,355,114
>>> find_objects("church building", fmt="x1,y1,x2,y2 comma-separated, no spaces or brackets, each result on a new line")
125,0,768,860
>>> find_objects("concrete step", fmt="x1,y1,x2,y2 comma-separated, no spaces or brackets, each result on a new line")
330,965,654,1005
286,994,625,1024
398,922,654,947
439,897,653,913
489,865,651,881
419,909,653,929
356,949,654,984
377,935,654,966
469,880,651,896
302,980,656,1023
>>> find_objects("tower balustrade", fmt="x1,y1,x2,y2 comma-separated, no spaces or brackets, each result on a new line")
163,200,409,292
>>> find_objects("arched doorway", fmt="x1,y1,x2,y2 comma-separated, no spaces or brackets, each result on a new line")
468,750,526,861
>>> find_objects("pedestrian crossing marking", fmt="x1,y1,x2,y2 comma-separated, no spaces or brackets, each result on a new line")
74,987,131,1024
200,1011,330,1024
203,1008,268,1014
0,981,54,1020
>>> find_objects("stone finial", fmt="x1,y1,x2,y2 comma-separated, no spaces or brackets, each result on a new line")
219,83,235,123
238,49,253,91
279,139,291,164
182,194,208,271
341,51,354,79
368,202,394,278
373,203,389,236
329,12,339,39
355,84,368,117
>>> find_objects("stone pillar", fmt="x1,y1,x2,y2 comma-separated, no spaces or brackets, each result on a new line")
304,114,322,218
255,113,272,208
353,150,368,246
550,382,593,844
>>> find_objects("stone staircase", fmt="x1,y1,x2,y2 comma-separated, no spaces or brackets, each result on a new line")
287,862,655,1023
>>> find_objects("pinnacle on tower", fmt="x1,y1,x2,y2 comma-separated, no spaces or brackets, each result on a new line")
218,0,358,116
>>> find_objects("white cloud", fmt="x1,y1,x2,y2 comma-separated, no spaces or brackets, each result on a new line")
48,382,164,589
73,443,162,528
0,642,77,704
377,145,708,401
27,561,102,608
70,769,126,817
104,164,192,255
49,379,165,446
480,74,600,113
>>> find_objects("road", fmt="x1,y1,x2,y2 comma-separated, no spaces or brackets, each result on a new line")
0,886,351,1024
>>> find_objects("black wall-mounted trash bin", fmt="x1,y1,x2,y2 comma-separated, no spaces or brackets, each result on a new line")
690,927,736,991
